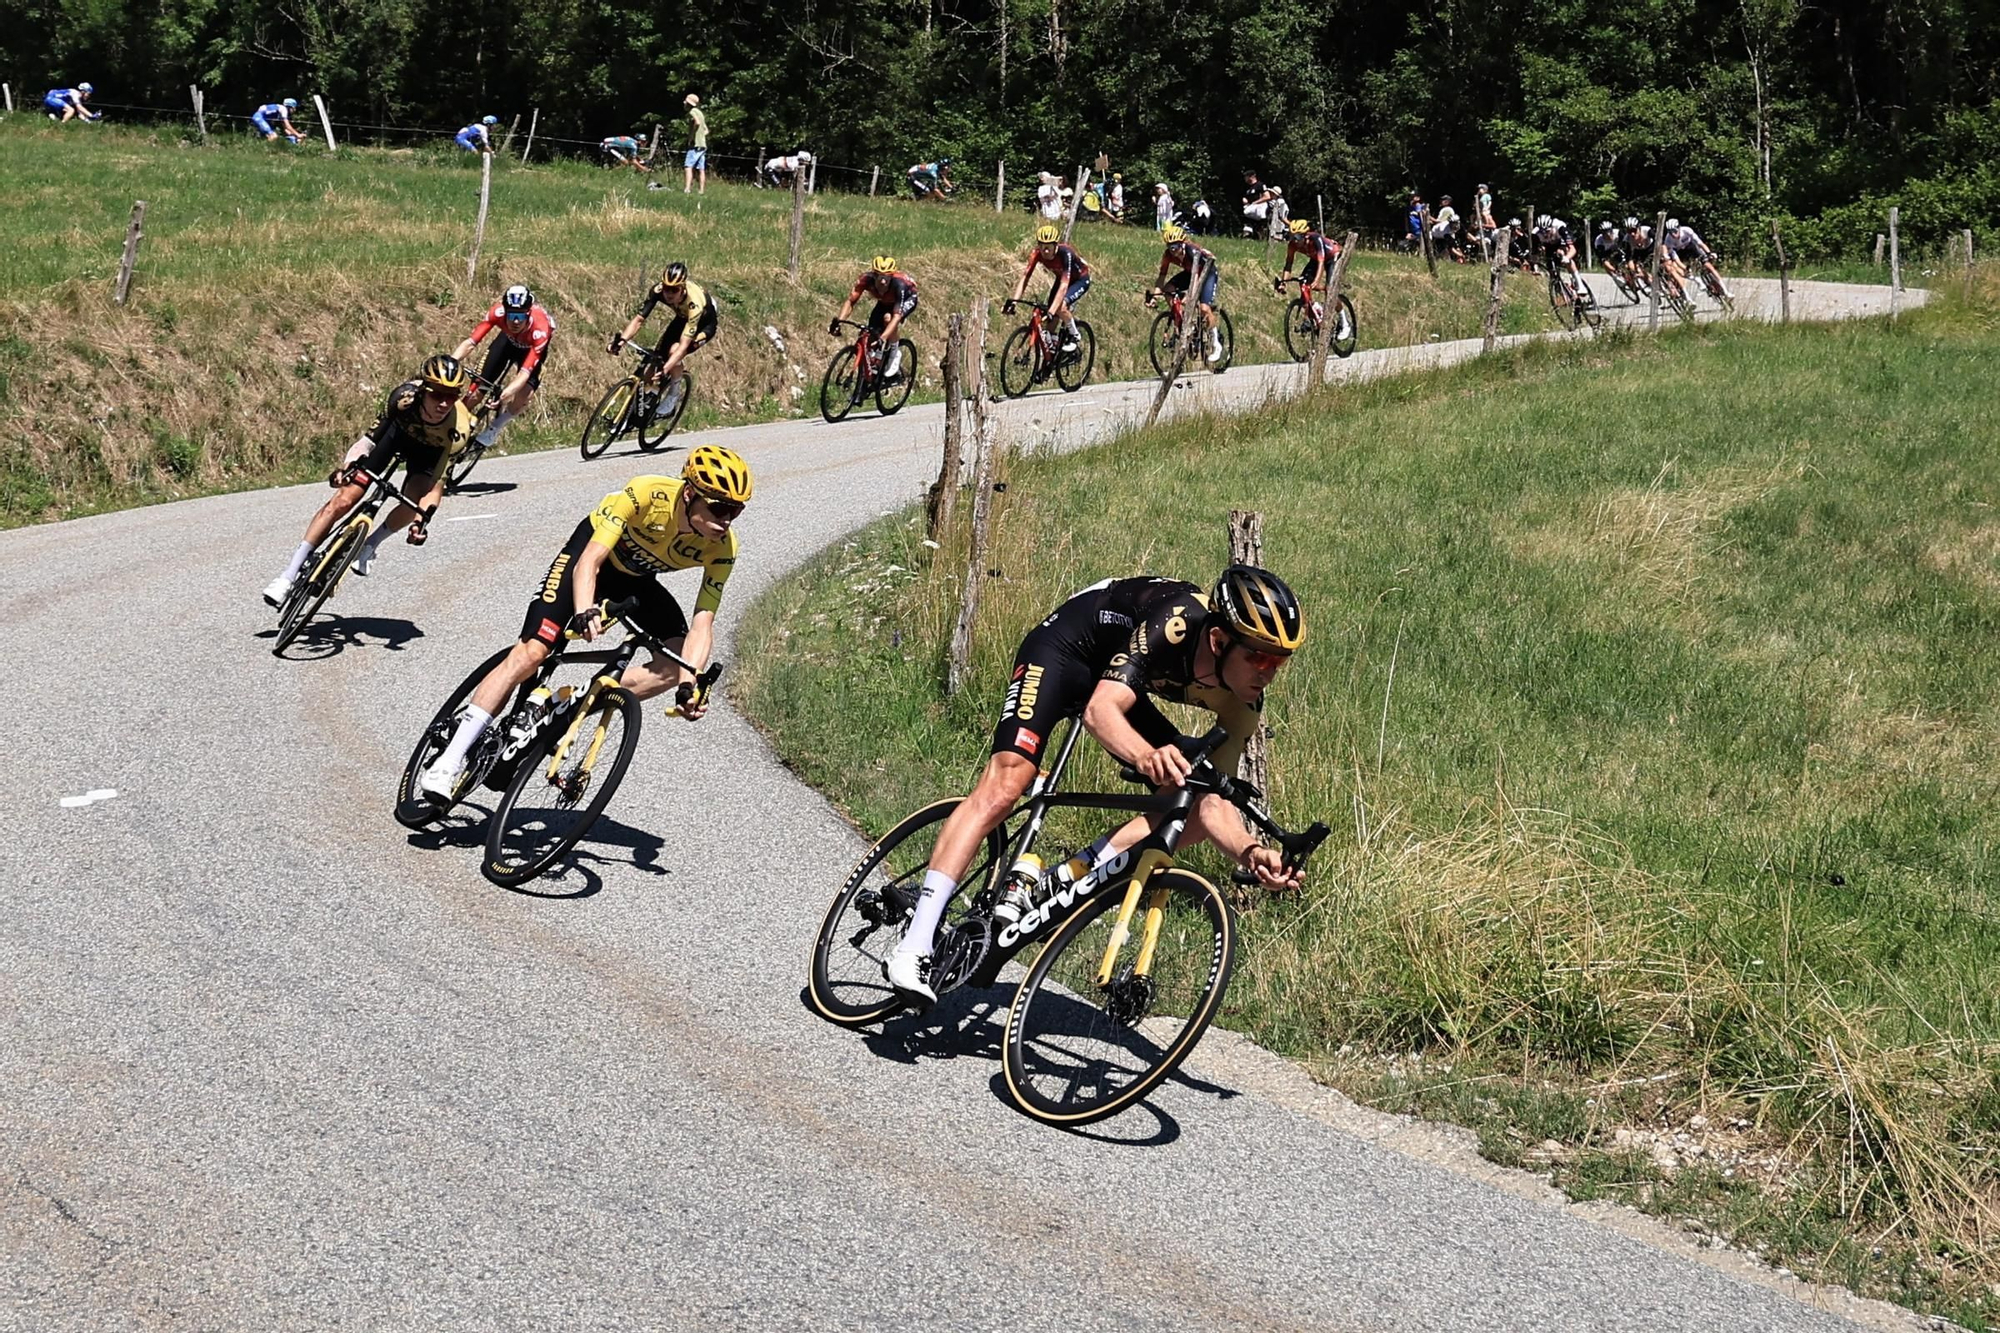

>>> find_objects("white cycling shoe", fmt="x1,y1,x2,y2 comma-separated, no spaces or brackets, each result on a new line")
883,950,936,1006
417,761,462,803
353,543,377,577
262,576,293,608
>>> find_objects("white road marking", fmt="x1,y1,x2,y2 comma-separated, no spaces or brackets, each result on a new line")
60,788,119,808
444,513,498,523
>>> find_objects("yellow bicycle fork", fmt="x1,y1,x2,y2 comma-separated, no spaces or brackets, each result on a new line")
543,673,619,781
1095,848,1175,987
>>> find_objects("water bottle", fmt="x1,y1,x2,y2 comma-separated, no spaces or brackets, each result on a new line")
992,851,1044,925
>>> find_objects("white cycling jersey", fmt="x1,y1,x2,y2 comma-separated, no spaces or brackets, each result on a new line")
1666,226,1707,255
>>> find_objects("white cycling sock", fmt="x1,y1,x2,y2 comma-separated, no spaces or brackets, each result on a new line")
281,541,313,582
364,525,393,556
884,343,903,377
1084,833,1116,867
435,705,493,773
895,868,958,958
477,409,516,447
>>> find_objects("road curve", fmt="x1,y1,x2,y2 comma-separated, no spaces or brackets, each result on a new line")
2,281,1922,1332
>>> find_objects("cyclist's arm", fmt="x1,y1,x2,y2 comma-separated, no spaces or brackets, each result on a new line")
454,313,495,363
1011,255,1037,301
835,276,868,324
1082,680,1185,779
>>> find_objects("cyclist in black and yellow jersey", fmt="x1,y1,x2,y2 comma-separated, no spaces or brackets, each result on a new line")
884,566,1309,1004
416,445,753,801
262,354,475,606
608,260,716,422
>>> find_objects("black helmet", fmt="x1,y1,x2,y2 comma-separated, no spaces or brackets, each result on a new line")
938,156,952,168
1209,565,1305,654
419,353,470,392
501,283,533,314
662,261,688,288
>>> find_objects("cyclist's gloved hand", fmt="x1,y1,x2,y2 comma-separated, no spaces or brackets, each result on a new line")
1273,276,1286,293
1244,844,1303,892
406,520,428,547
1002,299,1016,315
828,318,842,336
607,333,625,355
1135,741,1194,788
675,675,710,721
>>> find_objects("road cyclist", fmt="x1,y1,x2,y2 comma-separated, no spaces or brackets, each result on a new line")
607,261,715,428
251,98,303,142
907,157,954,200
453,283,555,455
1592,220,1630,292
455,116,499,154
1005,224,1090,356
831,255,918,384
879,567,1310,1006
1149,223,1225,364
1663,219,1733,305
44,83,99,122
261,354,475,607
415,448,752,803
1275,216,1356,358
600,135,650,171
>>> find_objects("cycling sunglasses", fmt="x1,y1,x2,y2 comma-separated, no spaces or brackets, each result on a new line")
698,496,746,521
1237,645,1292,673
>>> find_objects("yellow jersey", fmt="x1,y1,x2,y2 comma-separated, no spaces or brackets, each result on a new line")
587,475,737,615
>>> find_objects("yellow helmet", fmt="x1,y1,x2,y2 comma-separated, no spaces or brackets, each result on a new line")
1209,565,1305,654
682,444,753,504
871,254,897,274
1161,223,1186,244
418,353,469,392
1034,223,1060,244
1287,217,1311,235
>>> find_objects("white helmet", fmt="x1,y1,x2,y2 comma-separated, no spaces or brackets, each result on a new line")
1666,218,1681,231
78,81,94,93
1599,220,1613,231
1624,216,1639,229
1536,214,1552,228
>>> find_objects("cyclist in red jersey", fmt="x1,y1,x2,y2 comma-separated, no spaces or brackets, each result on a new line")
1149,224,1224,363
1005,224,1091,352
453,283,555,450
831,256,918,382
1275,216,1341,313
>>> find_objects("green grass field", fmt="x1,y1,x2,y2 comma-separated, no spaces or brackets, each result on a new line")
735,294,2000,1325
0,119,1570,525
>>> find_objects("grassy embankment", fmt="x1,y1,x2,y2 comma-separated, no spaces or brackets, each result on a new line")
3,119,1561,526
736,289,2000,1326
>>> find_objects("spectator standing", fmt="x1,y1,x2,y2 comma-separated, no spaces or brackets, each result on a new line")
1475,183,1495,233
1036,172,1064,221
683,94,708,194
1405,193,1426,250
1430,194,1463,261
1153,182,1175,229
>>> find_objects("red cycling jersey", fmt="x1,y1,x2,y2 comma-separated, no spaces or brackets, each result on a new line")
467,302,556,372
1285,233,1340,269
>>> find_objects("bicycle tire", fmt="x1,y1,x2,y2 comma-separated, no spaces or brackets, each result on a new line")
273,519,366,655
483,686,644,888
1664,281,1694,324
443,441,484,494
820,347,862,423
1209,309,1235,373
1329,294,1358,357
1281,298,1312,363
579,378,636,460
807,797,1019,1026
638,371,691,451
875,339,917,416
393,643,514,829
1002,866,1235,1126
1146,310,1177,376
1056,320,1095,392
1576,281,1604,330
1547,272,1580,330
998,325,1038,399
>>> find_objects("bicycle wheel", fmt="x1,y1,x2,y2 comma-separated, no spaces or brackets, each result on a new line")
1547,273,1579,329
1329,295,1358,357
998,325,1038,399
875,339,917,416
638,371,691,451
483,687,643,888
1281,298,1313,363
273,519,365,655
1209,309,1235,373
1146,311,1177,376
1002,867,1235,1126
579,378,636,460
1056,320,1095,392
807,797,1020,1026
1575,281,1604,330
1664,280,1694,324
393,643,513,829
820,347,862,423
443,441,484,494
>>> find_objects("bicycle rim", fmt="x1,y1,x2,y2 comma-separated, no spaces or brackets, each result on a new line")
820,348,861,423
1055,321,1095,392
1147,311,1175,376
998,325,1036,399
445,444,481,494
638,372,690,450
1331,295,1358,357
1003,867,1234,1126
484,687,643,887
808,798,1018,1026
580,379,636,460
1281,299,1311,363
875,339,917,415
1211,310,1234,372
273,521,364,655
394,644,515,830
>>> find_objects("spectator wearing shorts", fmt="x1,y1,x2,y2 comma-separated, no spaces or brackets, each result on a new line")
683,94,707,194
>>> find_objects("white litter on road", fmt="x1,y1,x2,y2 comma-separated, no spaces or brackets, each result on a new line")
444,513,498,523
60,788,119,808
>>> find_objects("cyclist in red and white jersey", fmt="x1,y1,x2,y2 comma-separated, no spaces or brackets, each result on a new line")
453,284,555,450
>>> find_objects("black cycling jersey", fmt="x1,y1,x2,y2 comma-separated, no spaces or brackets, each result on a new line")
1592,231,1624,261
359,379,475,477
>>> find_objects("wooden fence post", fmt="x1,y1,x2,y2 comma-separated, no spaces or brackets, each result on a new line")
754,146,764,185
1770,220,1791,324
947,299,996,696
2,85,12,115
807,151,818,194
1063,167,1090,243
787,160,807,281
1873,233,1885,267
465,152,492,286
645,123,660,164
995,159,1006,213
311,94,336,151
1888,206,1902,319
1483,220,1507,351
1227,510,1271,793
114,201,147,305
1146,256,1208,428
1649,209,1666,330
190,87,207,145
1308,231,1358,387
500,113,520,156
1419,206,1437,277
521,107,539,163
869,164,880,196
928,313,967,541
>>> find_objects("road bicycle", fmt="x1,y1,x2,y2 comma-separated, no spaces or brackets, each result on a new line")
820,319,918,423
579,344,691,461
1544,257,1604,330
271,464,427,656
997,300,1096,398
1275,275,1358,362
1687,254,1736,314
394,597,721,887
807,719,1328,1126
442,373,506,494
1652,263,1696,323
1600,258,1648,306
1145,286,1234,376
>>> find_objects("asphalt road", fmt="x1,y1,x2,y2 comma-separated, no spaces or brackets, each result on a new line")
1,281,1924,1332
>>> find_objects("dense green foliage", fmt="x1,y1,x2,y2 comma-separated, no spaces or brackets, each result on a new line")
7,0,1997,259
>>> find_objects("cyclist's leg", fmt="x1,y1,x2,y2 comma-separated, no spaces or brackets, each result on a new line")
480,348,538,444
650,317,690,383
878,299,914,376
613,582,692,700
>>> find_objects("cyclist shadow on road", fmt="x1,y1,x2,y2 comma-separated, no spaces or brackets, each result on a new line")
447,480,519,498
256,615,424,659
400,811,668,900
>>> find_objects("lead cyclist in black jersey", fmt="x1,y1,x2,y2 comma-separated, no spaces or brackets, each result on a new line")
882,566,1309,1004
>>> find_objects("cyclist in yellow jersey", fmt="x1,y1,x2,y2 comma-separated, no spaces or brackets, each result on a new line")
608,261,716,420
417,446,752,800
